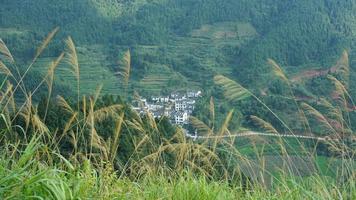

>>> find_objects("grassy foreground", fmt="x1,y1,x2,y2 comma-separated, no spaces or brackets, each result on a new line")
0,139,354,199
0,29,355,199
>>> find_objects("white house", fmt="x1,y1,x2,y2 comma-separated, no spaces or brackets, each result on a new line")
161,97,169,103
187,90,202,98
173,111,188,124
152,96,169,103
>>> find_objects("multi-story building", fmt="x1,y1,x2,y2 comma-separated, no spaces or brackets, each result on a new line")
175,100,187,111
173,111,188,125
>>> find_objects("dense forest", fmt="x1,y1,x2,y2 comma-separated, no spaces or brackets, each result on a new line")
1,0,355,69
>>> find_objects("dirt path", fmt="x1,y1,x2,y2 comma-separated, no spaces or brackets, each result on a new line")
291,65,338,82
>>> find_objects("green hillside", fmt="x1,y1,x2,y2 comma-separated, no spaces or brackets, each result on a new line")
1,0,356,129
1,0,355,94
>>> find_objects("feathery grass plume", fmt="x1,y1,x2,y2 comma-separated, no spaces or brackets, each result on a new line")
318,98,344,124
189,116,213,136
15,27,59,90
0,38,14,63
88,98,96,157
65,36,80,107
0,81,13,105
82,95,87,122
45,53,64,88
0,72,9,102
0,69,26,115
109,113,124,164
212,110,234,151
218,110,234,137
126,132,151,171
335,50,349,86
0,82,15,139
327,75,354,107
56,96,74,114
32,112,50,135
327,74,354,135
25,53,64,101
214,75,294,134
209,96,215,129
68,130,78,155
0,60,12,76
9,53,65,123
125,119,145,133
34,27,59,61
146,111,159,131
116,50,131,92
43,53,64,120
268,58,312,135
132,91,146,110
58,112,78,145
91,128,108,161
4,28,60,117
0,112,13,141
19,92,33,133
65,37,79,80
93,104,123,122
87,98,108,161
250,115,279,135
213,75,250,102
92,84,103,105
301,103,337,135
7,81,16,114
267,58,288,82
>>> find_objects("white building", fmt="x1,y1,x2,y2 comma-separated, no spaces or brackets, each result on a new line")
174,111,188,125
175,100,187,111
152,96,169,103
187,90,202,98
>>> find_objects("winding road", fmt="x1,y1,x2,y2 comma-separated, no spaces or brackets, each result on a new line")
185,131,338,142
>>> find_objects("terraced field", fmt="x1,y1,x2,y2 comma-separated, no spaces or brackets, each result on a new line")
34,45,123,95
29,20,356,99
89,0,163,19
137,64,186,94
29,21,259,96
191,21,257,40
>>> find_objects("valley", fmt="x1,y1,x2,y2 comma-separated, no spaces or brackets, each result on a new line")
0,1,355,199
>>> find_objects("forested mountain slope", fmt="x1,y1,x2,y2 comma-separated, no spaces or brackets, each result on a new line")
1,0,355,97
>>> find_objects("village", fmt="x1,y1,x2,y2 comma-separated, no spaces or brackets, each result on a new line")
132,90,202,125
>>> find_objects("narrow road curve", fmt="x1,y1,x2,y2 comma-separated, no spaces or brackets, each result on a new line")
186,131,338,142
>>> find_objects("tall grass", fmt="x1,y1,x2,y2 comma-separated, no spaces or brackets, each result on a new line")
0,31,355,199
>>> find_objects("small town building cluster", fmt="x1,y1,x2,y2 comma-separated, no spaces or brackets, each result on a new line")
132,90,202,125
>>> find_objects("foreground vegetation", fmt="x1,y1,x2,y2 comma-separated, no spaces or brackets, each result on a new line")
1,142,354,199
0,28,355,199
